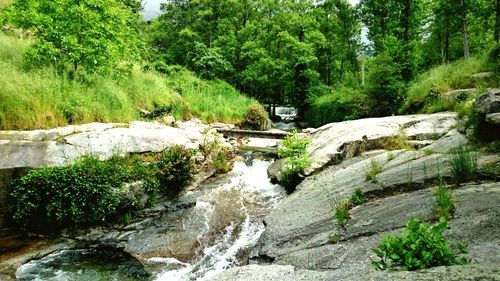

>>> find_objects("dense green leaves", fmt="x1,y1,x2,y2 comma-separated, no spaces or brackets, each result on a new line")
372,219,469,271
10,0,143,75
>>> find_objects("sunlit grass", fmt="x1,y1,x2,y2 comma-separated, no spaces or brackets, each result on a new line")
0,32,256,130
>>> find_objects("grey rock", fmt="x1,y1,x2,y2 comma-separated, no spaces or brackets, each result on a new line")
486,112,500,125
423,129,468,153
210,263,500,281
474,88,500,115
439,88,477,102
471,72,493,79
305,113,458,175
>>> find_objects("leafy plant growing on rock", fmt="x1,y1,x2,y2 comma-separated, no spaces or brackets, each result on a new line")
350,188,367,206
447,146,478,184
372,219,469,271
334,200,351,228
366,159,381,183
10,155,156,229
156,145,198,197
199,129,233,174
432,185,455,220
277,131,311,192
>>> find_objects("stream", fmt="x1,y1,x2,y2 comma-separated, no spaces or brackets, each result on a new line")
15,158,285,281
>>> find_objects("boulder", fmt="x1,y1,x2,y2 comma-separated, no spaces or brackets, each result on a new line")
305,113,458,175
474,88,500,115
473,88,500,139
439,88,477,102
486,112,500,125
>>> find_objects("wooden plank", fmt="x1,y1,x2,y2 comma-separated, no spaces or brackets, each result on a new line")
216,129,290,139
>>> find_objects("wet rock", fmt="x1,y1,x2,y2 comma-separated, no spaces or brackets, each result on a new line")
210,264,336,281
305,113,458,175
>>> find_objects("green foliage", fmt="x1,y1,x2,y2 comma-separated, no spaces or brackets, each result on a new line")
401,55,492,114
156,145,197,195
278,131,311,192
278,131,310,159
432,185,455,220
366,159,381,183
372,219,469,271
447,146,478,184
350,188,367,206
212,149,233,174
244,104,269,130
10,155,155,229
0,33,257,130
334,200,350,228
305,88,368,127
9,0,143,75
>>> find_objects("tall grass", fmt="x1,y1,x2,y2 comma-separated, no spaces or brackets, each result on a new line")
447,145,478,184
165,70,257,123
400,55,496,114
0,33,255,130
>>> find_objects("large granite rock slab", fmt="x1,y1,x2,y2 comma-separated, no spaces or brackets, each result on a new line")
305,113,458,175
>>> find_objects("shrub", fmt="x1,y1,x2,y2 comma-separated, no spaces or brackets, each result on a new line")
212,149,233,174
350,188,367,206
447,146,478,184
277,131,310,159
277,131,311,192
334,200,350,228
305,88,368,127
372,219,469,271
366,159,381,183
10,155,153,229
244,103,269,130
432,185,455,220
156,145,197,195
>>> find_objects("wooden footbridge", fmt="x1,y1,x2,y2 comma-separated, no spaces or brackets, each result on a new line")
215,129,290,139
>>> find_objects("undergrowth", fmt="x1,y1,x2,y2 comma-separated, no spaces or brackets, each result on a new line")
372,218,469,271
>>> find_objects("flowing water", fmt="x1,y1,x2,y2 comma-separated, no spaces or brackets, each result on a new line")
15,159,285,281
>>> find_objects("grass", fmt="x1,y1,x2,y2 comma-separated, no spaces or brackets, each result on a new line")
447,145,478,184
350,188,367,206
334,200,350,228
400,54,496,114
366,159,381,183
0,32,257,130
432,185,455,220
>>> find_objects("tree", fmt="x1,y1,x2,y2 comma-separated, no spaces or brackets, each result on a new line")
11,0,143,75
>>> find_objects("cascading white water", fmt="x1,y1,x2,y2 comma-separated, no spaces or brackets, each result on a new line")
15,159,284,281
152,159,285,281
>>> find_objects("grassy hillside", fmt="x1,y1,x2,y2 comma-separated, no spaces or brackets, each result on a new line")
400,53,499,114
0,33,257,130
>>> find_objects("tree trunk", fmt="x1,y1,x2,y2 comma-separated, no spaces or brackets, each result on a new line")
461,0,470,58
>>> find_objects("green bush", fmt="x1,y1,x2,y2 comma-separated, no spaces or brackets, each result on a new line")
156,145,197,195
212,149,233,174
305,88,368,127
278,131,310,159
372,219,469,271
447,146,478,184
277,131,311,192
10,155,154,229
244,103,269,130
432,185,455,220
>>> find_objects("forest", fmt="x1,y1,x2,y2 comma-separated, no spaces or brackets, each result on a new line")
0,0,499,128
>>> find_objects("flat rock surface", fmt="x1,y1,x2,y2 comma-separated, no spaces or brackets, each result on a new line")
305,113,458,175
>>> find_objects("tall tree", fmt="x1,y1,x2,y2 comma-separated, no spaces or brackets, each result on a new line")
11,0,143,75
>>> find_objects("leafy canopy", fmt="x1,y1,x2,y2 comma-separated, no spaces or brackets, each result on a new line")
10,0,143,74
